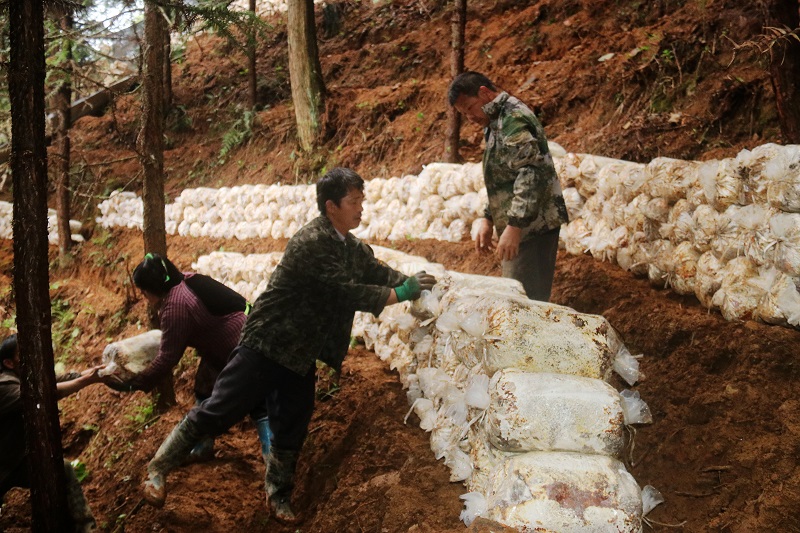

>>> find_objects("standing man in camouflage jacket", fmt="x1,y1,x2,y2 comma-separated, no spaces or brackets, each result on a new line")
448,71,569,301
141,168,436,523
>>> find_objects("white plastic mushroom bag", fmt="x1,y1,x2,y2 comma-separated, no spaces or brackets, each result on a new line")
484,370,626,456
483,451,643,532
98,330,162,381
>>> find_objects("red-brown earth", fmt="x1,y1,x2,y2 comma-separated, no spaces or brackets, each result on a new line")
1,0,798,531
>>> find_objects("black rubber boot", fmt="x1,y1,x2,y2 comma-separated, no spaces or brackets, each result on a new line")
185,436,216,464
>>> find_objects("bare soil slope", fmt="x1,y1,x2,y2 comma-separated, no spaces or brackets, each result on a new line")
2,1,799,532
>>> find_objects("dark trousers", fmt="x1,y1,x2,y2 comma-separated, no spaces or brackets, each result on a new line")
502,226,561,302
0,460,28,500
187,345,316,452
1,459,94,526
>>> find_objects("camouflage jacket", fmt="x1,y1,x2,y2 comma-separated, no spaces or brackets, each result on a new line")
240,215,408,375
482,92,569,239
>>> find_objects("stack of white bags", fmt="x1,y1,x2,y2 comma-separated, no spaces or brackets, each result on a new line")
34,143,799,332
193,246,662,532
96,162,486,243
558,143,800,329
0,201,83,244
191,251,283,301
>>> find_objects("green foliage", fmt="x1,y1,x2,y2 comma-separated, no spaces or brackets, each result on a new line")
315,361,340,401
90,227,116,249
70,459,89,483
82,423,100,433
126,396,157,429
219,109,255,163
107,307,131,336
178,1,273,54
1,312,16,331
51,297,80,364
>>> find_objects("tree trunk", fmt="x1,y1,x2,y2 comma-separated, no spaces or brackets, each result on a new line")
163,23,172,114
248,0,258,110
767,0,800,143
287,0,326,152
139,0,175,409
55,15,73,256
8,0,71,530
445,0,466,163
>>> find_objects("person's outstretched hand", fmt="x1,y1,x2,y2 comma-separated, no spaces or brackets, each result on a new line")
80,365,105,385
395,271,437,302
413,271,437,292
99,371,132,392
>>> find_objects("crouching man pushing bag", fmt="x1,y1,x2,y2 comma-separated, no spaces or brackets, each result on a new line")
142,167,436,523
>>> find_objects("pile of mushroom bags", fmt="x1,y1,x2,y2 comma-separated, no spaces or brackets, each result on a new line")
191,245,657,531
96,163,488,243
559,143,800,330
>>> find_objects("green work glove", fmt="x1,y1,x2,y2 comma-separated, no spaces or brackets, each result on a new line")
395,271,437,302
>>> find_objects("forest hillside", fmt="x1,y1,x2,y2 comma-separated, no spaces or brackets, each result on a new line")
1,1,798,532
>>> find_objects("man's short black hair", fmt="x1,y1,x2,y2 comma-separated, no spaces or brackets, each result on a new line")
0,334,18,371
316,167,365,215
447,71,497,106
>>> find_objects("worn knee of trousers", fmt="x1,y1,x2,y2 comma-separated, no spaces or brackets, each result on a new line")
264,447,300,499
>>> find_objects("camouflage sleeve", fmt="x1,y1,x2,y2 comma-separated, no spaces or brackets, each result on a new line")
359,243,408,288
502,115,554,228
285,237,393,316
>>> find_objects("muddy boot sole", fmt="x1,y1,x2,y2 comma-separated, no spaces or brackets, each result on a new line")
143,473,166,508
267,495,300,525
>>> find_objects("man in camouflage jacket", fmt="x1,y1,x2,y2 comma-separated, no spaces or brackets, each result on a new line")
449,71,569,301
141,168,436,523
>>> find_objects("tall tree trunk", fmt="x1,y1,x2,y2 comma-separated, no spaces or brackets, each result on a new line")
139,0,175,409
55,15,73,257
445,0,466,163
287,0,326,152
248,0,257,110
163,23,172,114
767,0,800,143
8,0,71,530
